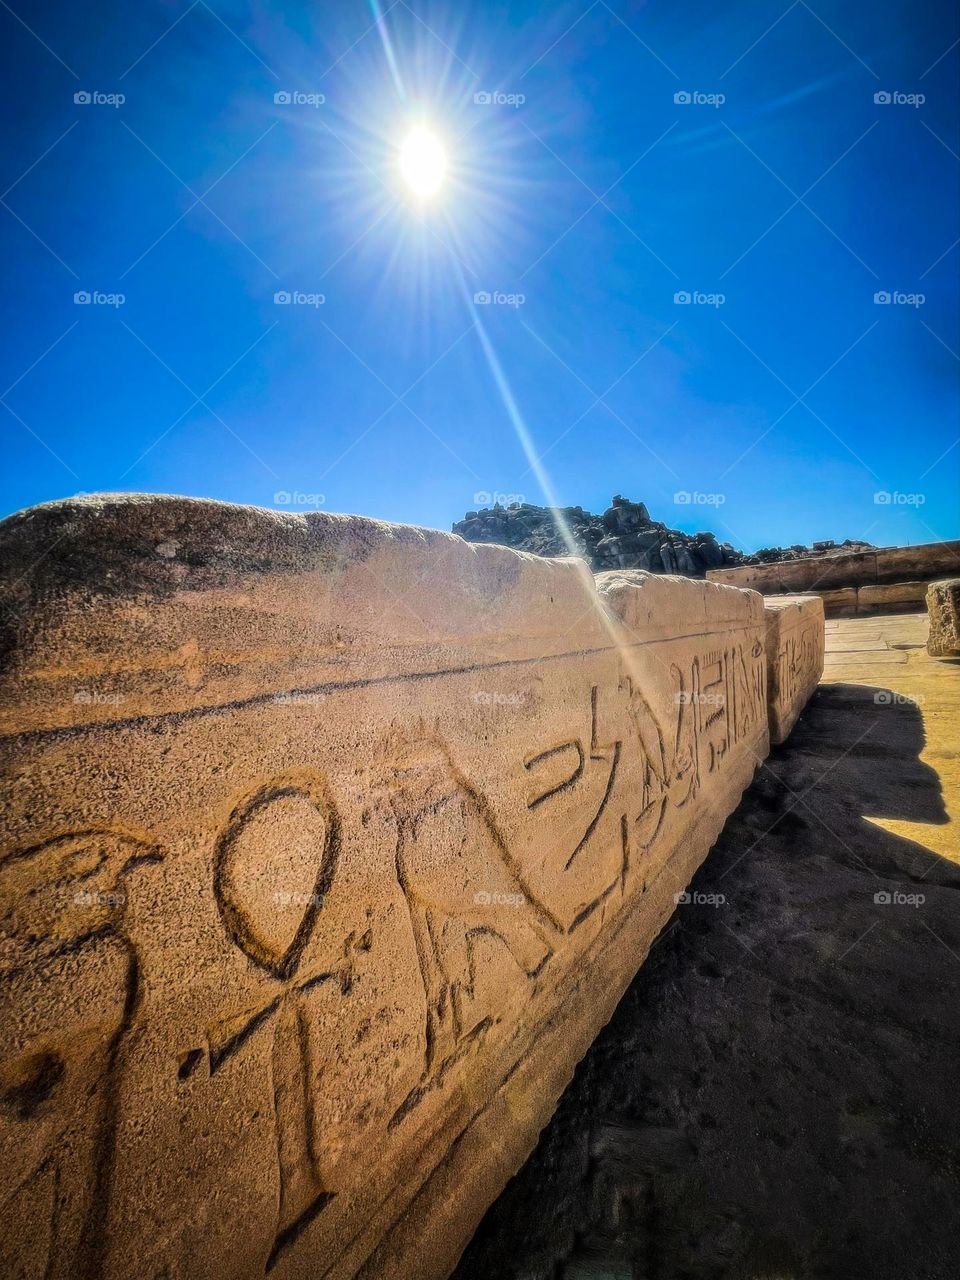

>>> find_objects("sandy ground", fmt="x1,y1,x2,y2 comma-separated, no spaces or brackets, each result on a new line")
453,613,960,1280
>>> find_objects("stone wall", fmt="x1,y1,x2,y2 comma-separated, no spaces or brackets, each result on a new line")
706,540,960,614
0,496,821,1280
762,595,826,744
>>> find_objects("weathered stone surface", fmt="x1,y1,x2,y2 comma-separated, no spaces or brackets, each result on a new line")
819,586,858,616
856,581,927,612
707,540,960,600
762,595,825,744
0,496,768,1280
926,578,960,657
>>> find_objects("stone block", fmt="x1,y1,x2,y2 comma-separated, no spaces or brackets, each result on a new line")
762,595,825,744
0,496,768,1280
926,578,960,657
818,587,858,616
856,581,927,612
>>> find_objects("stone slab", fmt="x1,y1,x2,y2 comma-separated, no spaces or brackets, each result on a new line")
926,578,960,657
819,587,858,616
856,581,928,611
0,496,769,1280
706,540,960,597
762,595,825,744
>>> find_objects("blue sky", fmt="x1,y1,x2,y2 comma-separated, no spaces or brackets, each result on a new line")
1,0,957,551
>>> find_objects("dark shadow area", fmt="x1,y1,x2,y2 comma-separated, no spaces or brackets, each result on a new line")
453,685,960,1280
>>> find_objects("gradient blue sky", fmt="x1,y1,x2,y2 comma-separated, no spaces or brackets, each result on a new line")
2,0,957,551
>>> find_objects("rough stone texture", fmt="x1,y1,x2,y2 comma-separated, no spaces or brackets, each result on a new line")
707,540,960,603
926,578,960,657
818,586,858,616
453,612,960,1280
0,495,769,1280
762,595,825,744
453,496,873,580
857,581,928,611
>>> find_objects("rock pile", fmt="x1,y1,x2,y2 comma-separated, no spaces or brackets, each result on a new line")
452,496,873,578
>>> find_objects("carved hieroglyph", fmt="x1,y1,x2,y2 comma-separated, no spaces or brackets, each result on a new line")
0,496,769,1280
762,595,826,744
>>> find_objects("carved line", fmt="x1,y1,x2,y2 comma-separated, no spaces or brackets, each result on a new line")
523,740,585,809
213,778,341,981
7,624,765,746
563,741,622,873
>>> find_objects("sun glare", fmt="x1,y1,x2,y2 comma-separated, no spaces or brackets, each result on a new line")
398,125,447,200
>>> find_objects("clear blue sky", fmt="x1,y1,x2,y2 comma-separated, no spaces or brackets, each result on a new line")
2,0,957,552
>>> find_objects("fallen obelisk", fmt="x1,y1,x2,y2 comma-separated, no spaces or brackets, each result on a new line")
0,495,779,1280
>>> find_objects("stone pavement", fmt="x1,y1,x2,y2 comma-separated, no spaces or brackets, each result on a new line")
453,612,960,1280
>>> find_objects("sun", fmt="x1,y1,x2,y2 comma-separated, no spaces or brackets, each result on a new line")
398,125,447,200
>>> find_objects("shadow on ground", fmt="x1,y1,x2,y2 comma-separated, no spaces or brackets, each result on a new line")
452,684,960,1280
